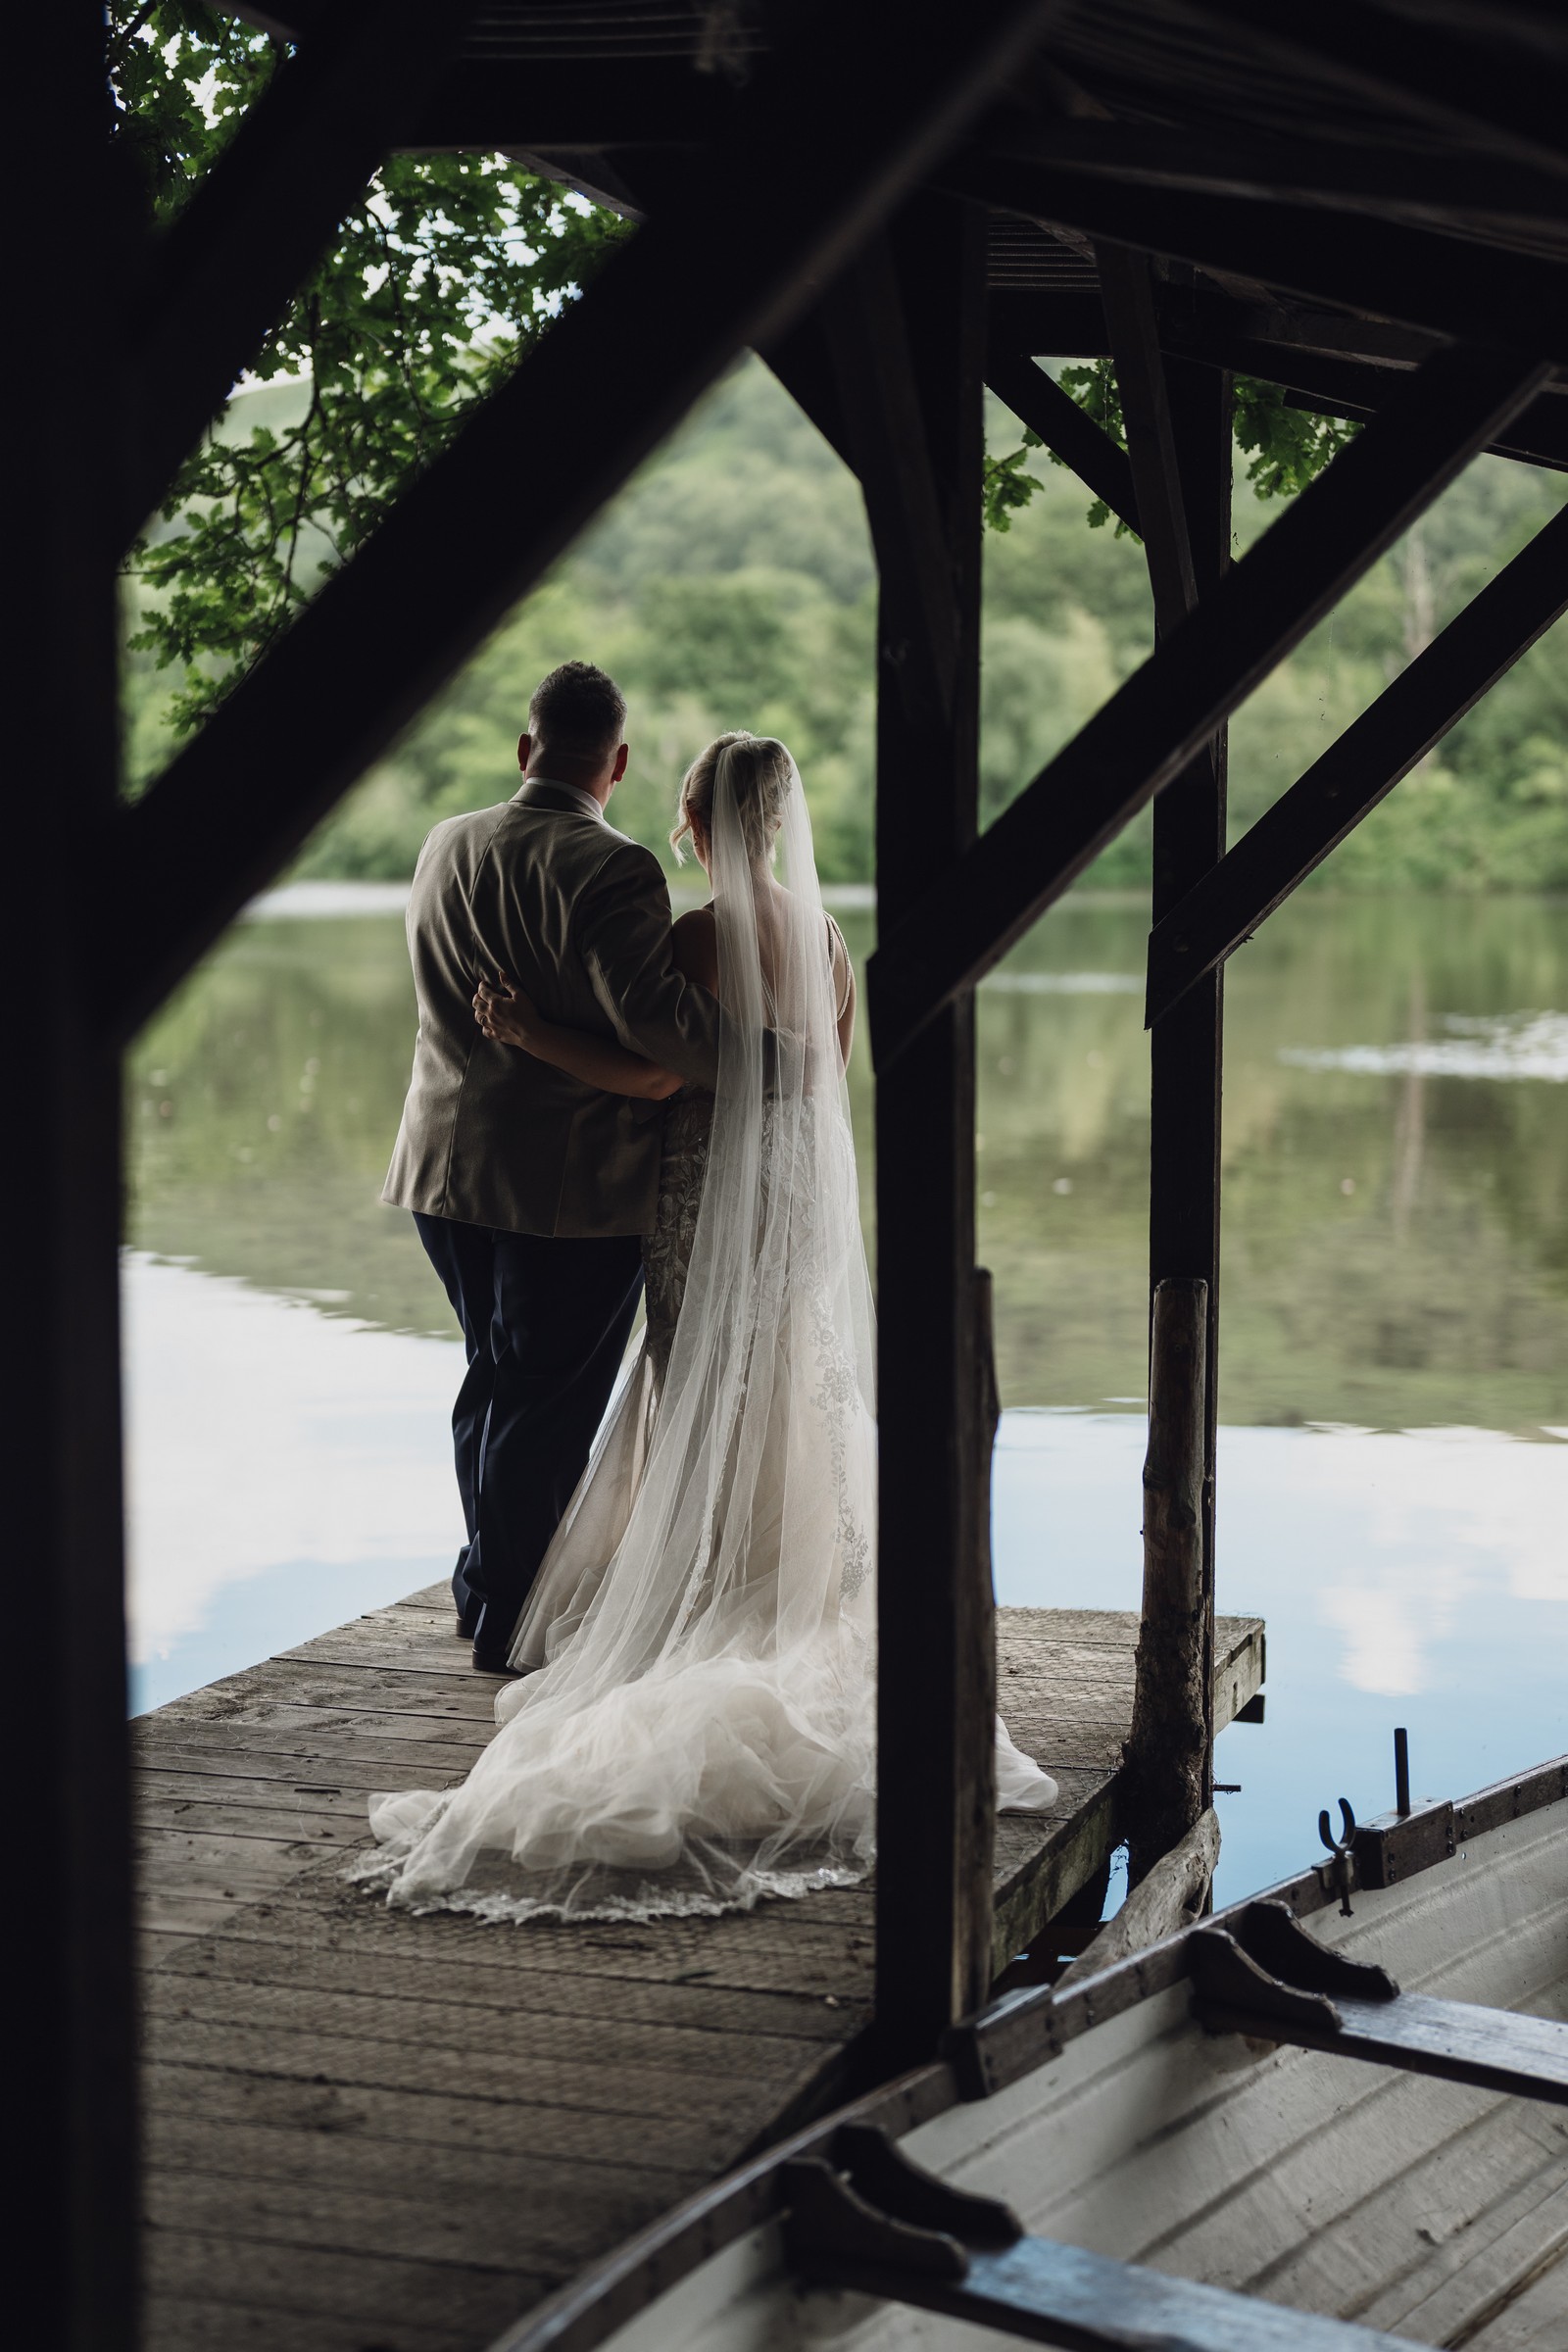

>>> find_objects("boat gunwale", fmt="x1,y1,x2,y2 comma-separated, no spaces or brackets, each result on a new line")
483,1750,1568,2352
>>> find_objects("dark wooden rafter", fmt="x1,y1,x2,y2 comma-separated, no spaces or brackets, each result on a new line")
972,119,1568,236
1157,331,1568,475
984,352,1141,532
118,0,480,553
400,58,734,152
828,197,996,2063
868,342,1551,1067
104,0,1065,1044
1172,0,1568,180
1147,500,1568,1026
949,162,1568,359
987,289,1110,361
1274,377,1568,478
985,289,1568,477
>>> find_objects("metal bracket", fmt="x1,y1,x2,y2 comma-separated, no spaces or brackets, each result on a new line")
1353,1796,1456,1889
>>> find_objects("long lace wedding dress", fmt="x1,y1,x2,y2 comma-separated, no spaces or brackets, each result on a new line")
354,751,1055,1927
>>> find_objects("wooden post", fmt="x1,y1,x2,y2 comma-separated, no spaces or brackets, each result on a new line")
1134,348,1232,1879
1127,1280,1211,1866
9,8,137,2345
843,197,993,2063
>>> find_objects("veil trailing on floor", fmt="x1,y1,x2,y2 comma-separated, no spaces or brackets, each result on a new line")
355,744,1052,1927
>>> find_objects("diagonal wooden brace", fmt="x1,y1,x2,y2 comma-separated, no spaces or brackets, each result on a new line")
1146,501,1568,1025
868,343,1551,1069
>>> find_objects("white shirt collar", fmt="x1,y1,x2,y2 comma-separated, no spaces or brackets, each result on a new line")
515,775,606,822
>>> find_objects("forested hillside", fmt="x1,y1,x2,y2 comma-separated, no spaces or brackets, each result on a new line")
123,357,1568,891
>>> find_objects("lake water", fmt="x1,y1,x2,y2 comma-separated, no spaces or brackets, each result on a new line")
125,884,1568,1908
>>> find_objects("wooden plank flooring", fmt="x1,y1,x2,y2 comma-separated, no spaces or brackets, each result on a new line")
136,1587,1264,2352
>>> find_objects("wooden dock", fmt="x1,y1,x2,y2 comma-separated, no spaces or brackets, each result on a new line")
136,1588,1264,2352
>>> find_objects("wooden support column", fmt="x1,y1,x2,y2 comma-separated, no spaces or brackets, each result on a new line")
1096,245,1229,1871
829,199,993,2061
10,9,135,2346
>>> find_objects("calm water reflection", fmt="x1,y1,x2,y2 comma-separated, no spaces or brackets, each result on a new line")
125,886,1568,1892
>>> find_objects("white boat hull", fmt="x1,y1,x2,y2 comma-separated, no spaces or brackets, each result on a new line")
498,1779,1568,2352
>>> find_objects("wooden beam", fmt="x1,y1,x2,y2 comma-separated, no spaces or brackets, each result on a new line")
1147,502,1568,1026
867,343,1550,1068
955,160,1568,360
826,241,961,728
1155,324,1568,474
11,6,135,2344
984,353,1140,532
1277,381,1568,478
762,312,858,476
1054,1807,1219,1991
1095,244,1197,626
399,58,735,152
119,0,477,551
857,199,994,2065
1175,0,1568,181
104,0,1063,1041
987,289,1110,359
974,119,1568,239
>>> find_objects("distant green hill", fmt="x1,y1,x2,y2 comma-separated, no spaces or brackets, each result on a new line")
123,357,1568,891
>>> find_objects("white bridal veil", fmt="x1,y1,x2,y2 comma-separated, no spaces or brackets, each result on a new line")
357,743,1053,1927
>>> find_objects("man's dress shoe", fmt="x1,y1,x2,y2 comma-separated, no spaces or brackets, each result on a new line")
472,1636,520,1676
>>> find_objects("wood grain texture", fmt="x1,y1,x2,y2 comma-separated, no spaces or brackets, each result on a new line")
135,1586,1264,2349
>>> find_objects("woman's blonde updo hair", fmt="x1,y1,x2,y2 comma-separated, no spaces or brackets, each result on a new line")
671,731,796,866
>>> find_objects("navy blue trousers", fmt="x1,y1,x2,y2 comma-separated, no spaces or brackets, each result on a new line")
414,1213,644,1653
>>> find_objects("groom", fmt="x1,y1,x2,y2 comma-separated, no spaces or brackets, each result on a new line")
384,662,721,1671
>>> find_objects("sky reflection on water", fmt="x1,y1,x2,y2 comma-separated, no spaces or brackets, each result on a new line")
124,888,1568,1900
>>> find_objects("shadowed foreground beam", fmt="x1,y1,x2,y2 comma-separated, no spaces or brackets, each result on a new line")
867,343,1550,1066
1147,502,1568,1026
107,0,1064,1043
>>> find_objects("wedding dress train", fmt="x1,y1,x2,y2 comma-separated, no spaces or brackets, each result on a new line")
355,750,1055,1927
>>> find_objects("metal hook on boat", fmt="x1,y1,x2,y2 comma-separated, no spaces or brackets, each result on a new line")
1318,1797,1357,1917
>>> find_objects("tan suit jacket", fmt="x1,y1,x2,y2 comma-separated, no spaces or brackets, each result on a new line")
383,779,720,1238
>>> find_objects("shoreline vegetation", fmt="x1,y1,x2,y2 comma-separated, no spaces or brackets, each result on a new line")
125,357,1568,901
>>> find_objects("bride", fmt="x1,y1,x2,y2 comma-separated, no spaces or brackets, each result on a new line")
356,733,1056,1926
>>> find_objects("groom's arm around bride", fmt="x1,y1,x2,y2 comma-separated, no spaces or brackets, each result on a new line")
382,661,719,1670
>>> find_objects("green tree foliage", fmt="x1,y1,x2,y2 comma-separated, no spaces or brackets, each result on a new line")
113,3,624,735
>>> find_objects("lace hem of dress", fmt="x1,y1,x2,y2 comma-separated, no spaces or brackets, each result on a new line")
345,1838,869,1927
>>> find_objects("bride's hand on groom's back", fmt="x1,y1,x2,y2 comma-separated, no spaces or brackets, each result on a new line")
473,973,538,1052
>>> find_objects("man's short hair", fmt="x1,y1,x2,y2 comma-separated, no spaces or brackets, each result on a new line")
527,662,627,761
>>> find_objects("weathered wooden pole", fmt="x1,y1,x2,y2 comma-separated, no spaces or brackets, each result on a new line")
10,8,138,2346
1097,250,1231,1882
1141,355,1232,1877
834,195,993,2063
1127,1278,1211,1868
